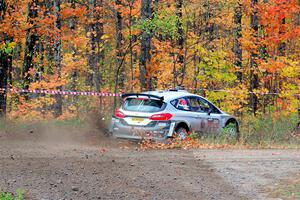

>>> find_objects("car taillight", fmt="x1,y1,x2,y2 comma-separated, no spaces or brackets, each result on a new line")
115,109,125,118
149,113,173,121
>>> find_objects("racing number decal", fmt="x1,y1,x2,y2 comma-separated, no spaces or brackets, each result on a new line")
207,118,220,128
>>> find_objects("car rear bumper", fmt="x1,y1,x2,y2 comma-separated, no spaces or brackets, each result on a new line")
110,117,176,141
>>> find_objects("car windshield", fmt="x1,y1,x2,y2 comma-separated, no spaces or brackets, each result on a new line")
122,98,165,112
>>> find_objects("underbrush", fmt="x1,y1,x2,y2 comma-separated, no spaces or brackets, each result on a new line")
1,112,299,149
0,190,24,200
195,113,300,147
0,119,5,130
141,113,300,150
240,113,300,146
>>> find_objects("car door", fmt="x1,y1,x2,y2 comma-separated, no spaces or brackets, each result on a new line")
171,97,200,132
197,97,222,134
187,96,221,134
185,96,207,133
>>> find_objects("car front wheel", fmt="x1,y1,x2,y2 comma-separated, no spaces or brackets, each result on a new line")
223,122,240,141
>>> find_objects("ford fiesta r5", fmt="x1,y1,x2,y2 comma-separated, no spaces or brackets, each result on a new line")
109,90,239,142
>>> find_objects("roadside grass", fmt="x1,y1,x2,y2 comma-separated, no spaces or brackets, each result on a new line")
0,119,5,130
269,176,300,200
240,113,299,145
1,113,299,149
0,190,24,200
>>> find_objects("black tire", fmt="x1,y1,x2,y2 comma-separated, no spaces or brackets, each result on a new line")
174,127,188,140
296,122,300,134
224,122,240,141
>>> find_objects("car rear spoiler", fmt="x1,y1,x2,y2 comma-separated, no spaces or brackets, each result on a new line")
121,93,164,101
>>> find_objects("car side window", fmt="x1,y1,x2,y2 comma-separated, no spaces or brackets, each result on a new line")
198,97,222,114
172,98,191,111
170,99,177,106
187,97,210,113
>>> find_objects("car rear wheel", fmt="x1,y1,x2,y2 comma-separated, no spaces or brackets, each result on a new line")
296,122,300,135
174,127,188,140
223,122,240,141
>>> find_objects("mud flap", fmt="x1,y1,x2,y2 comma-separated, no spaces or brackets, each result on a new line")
167,122,176,137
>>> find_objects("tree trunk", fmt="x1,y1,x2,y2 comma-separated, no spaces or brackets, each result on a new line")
278,18,286,56
0,0,11,117
139,0,152,91
249,0,259,115
69,0,77,91
115,0,124,92
0,0,6,21
203,0,217,46
234,2,243,83
86,0,103,93
86,5,96,90
53,0,62,117
113,0,125,109
0,47,11,117
44,0,54,74
129,2,135,91
22,0,39,94
176,0,184,86
94,0,103,93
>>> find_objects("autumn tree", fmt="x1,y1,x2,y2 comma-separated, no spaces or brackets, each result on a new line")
0,0,299,120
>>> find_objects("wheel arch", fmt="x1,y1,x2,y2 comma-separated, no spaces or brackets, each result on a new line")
175,121,191,133
225,118,239,132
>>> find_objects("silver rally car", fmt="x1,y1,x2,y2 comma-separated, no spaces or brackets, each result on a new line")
110,89,239,141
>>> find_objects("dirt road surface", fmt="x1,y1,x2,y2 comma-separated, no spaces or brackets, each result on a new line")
0,125,299,200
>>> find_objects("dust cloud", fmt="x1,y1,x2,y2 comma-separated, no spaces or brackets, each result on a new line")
0,113,115,147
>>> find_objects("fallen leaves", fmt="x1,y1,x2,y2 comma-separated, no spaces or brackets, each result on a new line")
139,138,236,151
98,148,107,154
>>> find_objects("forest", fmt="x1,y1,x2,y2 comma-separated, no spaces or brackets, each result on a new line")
0,0,299,121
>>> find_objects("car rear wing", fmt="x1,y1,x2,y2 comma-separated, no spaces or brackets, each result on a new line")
121,93,164,101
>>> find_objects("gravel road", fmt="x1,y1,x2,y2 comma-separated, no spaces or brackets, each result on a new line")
0,126,299,200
